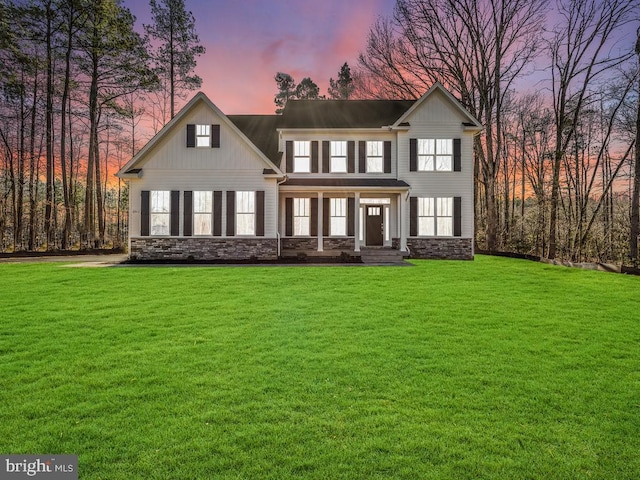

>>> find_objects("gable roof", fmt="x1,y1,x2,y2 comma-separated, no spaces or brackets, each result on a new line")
116,92,283,177
393,82,482,128
228,115,282,166
280,99,416,129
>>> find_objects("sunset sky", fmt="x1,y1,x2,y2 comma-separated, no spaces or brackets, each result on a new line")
126,0,397,114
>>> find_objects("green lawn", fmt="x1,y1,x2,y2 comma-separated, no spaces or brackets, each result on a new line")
0,256,638,479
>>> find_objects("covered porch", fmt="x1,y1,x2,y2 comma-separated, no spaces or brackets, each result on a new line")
278,178,410,258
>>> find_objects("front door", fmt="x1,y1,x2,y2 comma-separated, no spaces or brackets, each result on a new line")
366,206,383,246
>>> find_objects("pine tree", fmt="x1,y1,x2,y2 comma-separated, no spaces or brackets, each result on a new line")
328,62,354,99
145,0,205,121
274,72,296,114
295,77,320,100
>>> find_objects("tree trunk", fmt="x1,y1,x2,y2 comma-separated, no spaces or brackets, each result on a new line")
630,35,640,264
44,0,55,250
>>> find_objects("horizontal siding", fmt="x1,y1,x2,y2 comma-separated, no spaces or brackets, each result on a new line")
129,171,278,238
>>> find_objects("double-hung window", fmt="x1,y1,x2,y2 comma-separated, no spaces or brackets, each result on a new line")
196,124,211,147
418,139,453,171
330,141,347,173
330,198,347,236
418,197,453,236
293,198,310,236
294,141,311,173
193,191,212,235
151,191,170,235
236,191,255,235
366,141,383,173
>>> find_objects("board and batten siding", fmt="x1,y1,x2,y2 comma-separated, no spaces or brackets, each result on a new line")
127,99,279,240
281,131,397,178
397,89,475,239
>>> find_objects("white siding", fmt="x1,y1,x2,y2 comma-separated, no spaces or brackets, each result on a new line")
128,100,278,238
398,89,475,238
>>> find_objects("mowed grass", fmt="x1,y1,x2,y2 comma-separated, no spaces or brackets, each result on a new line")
0,256,638,479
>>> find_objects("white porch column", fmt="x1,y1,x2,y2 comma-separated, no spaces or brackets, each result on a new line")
317,192,324,252
399,192,408,252
354,192,361,252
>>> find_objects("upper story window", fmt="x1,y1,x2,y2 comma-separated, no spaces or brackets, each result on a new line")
196,125,210,147
366,141,383,173
151,191,170,235
294,141,311,173
330,141,347,173
294,198,310,236
418,139,453,171
193,191,212,235
418,197,453,236
236,191,255,235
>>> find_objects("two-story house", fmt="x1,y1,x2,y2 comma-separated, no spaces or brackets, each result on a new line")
116,82,482,262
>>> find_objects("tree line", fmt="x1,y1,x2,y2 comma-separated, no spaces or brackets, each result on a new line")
0,0,203,251
355,0,640,264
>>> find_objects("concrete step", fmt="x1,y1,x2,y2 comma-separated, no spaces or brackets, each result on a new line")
360,248,406,264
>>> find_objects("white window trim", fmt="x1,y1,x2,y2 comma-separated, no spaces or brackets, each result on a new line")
330,141,347,173
418,139,453,172
193,191,213,236
418,197,454,237
151,190,170,236
196,124,211,148
236,191,256,236
366,141,383,173
330,198,347,236
293,198,310,236
294,141,311,173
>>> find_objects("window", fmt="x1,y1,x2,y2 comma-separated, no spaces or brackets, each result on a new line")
330,141,347,173
418,139,453,171
366,141,383,173
151,191,170,235
418,197,453,236
330,198,347,236
294,141,310,173
293,198,310,236
193,191,212,235
196,124,211,147
236,191,255,235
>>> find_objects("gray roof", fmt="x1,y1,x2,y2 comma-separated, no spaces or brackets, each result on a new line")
280,99,416,129
282,179,410,188
228,115,282,166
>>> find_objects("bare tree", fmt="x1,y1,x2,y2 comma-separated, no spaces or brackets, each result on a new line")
630,29,640,265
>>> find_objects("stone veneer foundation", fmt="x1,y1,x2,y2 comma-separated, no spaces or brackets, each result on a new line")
130,237,278,261
402,237,473,260
281,237,355,253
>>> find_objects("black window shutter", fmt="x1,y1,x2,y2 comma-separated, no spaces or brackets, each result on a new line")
211,124,221,148
286,141,293,173
347,197,355,236
311,141,319,173
410,196,418,237
358,141,366,173
347,141,355,173
186,124,195,148
213,191,222,236
183,191,193,236
322,141,330,173
454,196,462,237
384,141,392,173
226,191,235,236
409,138,417,171
141,191,150,236
453,138,461,172
310,198,318,236
323,197,330,236
256,191,265,236
285,198,293,236
170,190,180,236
